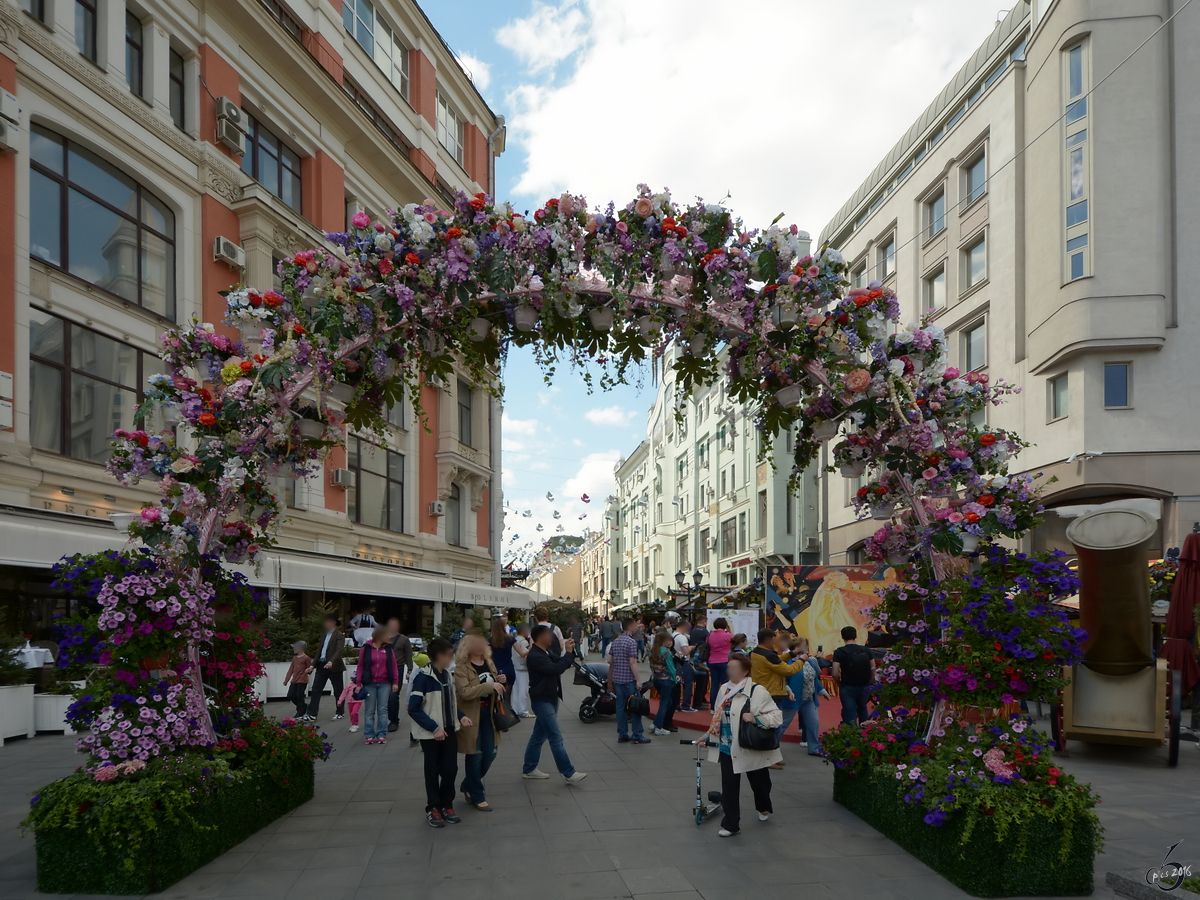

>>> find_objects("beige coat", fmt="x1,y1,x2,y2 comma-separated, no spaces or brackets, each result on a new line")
708,680,784,773
454,658,503,754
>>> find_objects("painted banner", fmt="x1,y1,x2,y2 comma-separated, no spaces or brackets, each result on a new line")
764,565,898,655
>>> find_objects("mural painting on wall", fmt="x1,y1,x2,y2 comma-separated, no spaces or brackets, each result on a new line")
764,565,899,653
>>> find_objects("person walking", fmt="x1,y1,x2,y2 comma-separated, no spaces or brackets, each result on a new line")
304,614,346,721
449,615,474,648
489,617,517,687
673,619,696,712
706,618,733,710
569,616,585,659
608,618,650,744
832,625,875,724
384,617,413,734
781,637,829,756
532,607,564,657
454,633,506,811
690,642,711,714
599,616,619,657
283,640,311,718
698,653,783,837
357,626,399,745
749,628,806,766
649,631,679,736
634,617,647,661
521,625,587,784
409,638,470,828
512,622,533,717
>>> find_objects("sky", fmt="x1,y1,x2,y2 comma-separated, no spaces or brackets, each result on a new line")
422,0,1005,567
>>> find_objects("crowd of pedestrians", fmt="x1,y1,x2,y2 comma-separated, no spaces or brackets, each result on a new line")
284,606,876,832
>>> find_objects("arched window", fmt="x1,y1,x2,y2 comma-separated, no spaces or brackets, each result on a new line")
445,484,462,547
29,125,176,319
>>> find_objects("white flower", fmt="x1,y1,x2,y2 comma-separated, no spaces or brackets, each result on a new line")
893,330,915,345
819,247,844,266
888,359,906,377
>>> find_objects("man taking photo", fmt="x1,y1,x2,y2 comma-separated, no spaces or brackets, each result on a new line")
522,625,587,784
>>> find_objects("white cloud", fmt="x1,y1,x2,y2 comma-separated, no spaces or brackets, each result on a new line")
563,450,622,508
496,0,589,73
499,0,1001,237
502,413,540,437
455,52,492,91
584,405,636,427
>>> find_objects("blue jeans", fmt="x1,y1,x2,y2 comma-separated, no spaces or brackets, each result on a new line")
799,700,821,754
523,700,575,777
461,704,496,803
601,637,612,657
613,680,644,739
652,678,677,729
362,683,389,740
840,684,870,725
708,663,728,707
679,661,695,708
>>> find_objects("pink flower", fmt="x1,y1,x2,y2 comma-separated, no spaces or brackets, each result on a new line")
350,212,370,229
634,198,654,218
94,766,120,782
787,274,800,285
807,265,820,278
140,507,162,523
922,467,939,480
807,315,825,327
948,512,964,524
616,221,628,233
423,212,437,224
843,369,871,393
943,367,961,379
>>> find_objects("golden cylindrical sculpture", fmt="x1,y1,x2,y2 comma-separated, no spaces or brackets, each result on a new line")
1065,507,1156,676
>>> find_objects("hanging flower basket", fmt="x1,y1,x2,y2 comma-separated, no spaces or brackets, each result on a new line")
296,420,325,440
513,305,540,332
328,382,355,405
840,461,867,478
960,533,981,553
467,317,491,342
774,384,803,409
587,306,615,332
771,305,798,328
637,315,664,338
108,513,137,534
813,419,841,442
871,502,896,520
687,335,706,358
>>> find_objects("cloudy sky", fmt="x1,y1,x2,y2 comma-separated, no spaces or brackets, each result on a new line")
424,0,1004,566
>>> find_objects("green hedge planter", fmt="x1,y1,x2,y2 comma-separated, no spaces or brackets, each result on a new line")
833,769,1096,897
34,760,314,894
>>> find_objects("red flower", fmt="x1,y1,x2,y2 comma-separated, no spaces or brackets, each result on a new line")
853,295,872,307
856,486,870,499
446,227,462,239
292,323,305,336
873,485,889,496
248,292,263,308
198,413,217,427
545,198,559,207
851,749,861,757
979,433,997,446
405,252,421,265
263,292,285,307
239,360,254,373
977,494,995,507
964,512,980,524
469,197,486,211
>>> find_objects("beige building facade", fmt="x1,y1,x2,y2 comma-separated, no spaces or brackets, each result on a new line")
819,0,1200,561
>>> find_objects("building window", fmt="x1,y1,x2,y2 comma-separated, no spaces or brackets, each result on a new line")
785,490,794,536
76,0,97,61
346,436,405,533
20,0,46,22
445,484,462,547
1064,41,1090,281
374,18,409,99
169,49,186,130
437,94,464,165
457,380,472,446
29,126,177,318
1049,373,1069,421
28,310,165,463
926,190,945,239
720,518,737,559
241,115,302,213
632,561,639,584
125,13,144,97
964,321,986,371
923,266,946,310
757,489,767,539
852,263,867,289
1104,363,1130,408
738,512,747,553
699,527,711,565
342,0,374,55
676,454,688,481
964,152,987,205
877,235,896,280
964,233,987,288
677,535,689,570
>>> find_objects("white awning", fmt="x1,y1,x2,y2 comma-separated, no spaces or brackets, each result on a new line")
444,581,536,610
0,511,127,567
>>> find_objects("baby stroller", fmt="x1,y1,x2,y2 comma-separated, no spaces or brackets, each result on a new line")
572,659,616,723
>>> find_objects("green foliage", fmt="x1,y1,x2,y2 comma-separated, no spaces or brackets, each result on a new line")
32,758,314,894
0,610,29,686
261,602,303,662
300,598,336,652
436,604,465,640
833,768,1096,897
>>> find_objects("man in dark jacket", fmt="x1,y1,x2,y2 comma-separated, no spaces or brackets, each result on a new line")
385,616,414,733
522,624,587,784
304,614,346,721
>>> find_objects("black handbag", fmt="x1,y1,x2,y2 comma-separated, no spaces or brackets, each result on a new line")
737,687,780,752
492,695,521,732
626,687,652,718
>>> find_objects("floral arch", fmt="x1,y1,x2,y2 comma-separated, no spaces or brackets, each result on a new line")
55,185,1090,843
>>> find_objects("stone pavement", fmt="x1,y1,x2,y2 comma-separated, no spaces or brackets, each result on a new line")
1,681,1196,900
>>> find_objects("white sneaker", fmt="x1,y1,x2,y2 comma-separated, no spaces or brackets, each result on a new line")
563,772,588,785
522,769,550,780
757,811,770,822
653,728,671,736
718,828,739,837
349,725,359,733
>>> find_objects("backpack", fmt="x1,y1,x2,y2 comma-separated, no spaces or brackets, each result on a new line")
697,641,711,663
840,644,874,685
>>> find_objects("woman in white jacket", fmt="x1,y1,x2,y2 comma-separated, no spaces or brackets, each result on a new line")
698,653,783,836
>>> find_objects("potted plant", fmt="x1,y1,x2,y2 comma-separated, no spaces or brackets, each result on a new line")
33,680,76,735
260,604,304,699
0,627,35,745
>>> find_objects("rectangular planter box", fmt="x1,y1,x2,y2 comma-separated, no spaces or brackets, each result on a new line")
833,768,1095,897
33,693,73,735
34,759,314,894
0,683,36,745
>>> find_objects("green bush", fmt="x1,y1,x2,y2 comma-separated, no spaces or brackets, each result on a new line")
261,603,304,662
833,768,1095,897
33,759,314,894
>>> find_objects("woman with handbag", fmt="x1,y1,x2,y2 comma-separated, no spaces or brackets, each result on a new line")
697,652,782,836
453,633,507,811
649,631,679,736
357,626,399,745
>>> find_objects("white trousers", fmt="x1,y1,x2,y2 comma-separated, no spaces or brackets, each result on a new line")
513,670,531,715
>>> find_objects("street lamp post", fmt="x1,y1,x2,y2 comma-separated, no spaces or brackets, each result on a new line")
674,569,704,612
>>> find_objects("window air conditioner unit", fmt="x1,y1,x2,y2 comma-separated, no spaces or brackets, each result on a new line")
429,500,446,516
805,536,820,550
0,119,16,153
330,468,354,487
214,236,245,269
216,117,246,155
0,90,19,124
215,96,246,131
707,537,718,550
699,459,709,469
726,491,738,502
